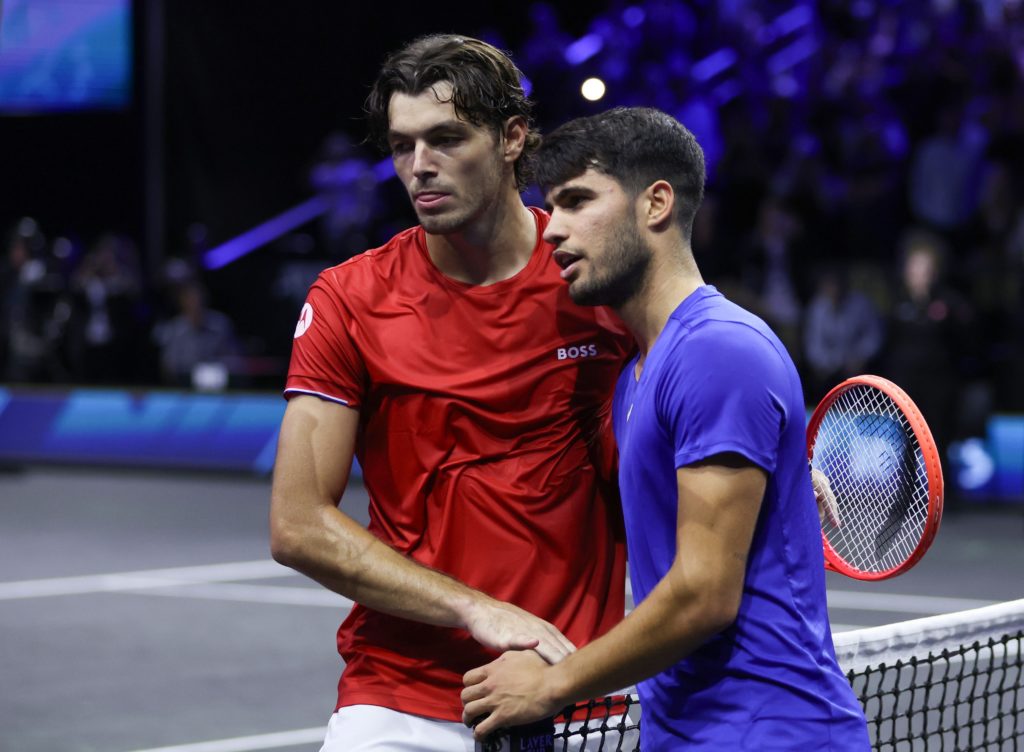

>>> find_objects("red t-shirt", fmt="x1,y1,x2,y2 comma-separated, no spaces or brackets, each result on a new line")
285,208,633,720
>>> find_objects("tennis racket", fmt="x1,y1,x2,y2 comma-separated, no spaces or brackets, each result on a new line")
807,374,944,580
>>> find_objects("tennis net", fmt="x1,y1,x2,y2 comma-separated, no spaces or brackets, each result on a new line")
833,597,1024,751
544,598,1024,751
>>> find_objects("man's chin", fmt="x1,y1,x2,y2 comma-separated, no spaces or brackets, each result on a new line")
570,278,636,309
568,282,604,307
417,211,466,235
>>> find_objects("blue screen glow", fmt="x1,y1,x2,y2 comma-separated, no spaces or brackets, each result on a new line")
0,0,133,113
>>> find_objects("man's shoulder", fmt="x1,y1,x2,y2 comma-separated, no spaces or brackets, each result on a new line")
665,291,794,379
673,290,773,346
316,226,422,291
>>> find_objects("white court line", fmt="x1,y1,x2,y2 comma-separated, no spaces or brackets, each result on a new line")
0,560,997,619
122,727,324,752
827,590,996,615
141,582,352,608
0,560,293,600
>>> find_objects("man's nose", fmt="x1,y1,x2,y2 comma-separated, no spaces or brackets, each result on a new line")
543,211,568,245
412,142,437,178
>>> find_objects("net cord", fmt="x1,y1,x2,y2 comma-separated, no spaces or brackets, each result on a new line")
833,597,1024,672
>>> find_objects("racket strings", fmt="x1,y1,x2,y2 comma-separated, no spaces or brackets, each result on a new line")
811,385,930,575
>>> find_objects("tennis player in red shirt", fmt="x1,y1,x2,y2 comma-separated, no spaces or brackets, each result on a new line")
270,34,633,750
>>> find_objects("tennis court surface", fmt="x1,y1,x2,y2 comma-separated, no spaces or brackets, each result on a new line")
2,467,1022,751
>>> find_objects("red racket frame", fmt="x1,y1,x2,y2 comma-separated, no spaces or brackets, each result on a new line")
807,375,944,580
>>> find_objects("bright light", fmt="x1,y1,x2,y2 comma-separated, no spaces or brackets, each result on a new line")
581,77,606,101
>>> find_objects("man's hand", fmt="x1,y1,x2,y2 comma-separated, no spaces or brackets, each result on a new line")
462,650,561,739
462,598,576,664
811,467,841,527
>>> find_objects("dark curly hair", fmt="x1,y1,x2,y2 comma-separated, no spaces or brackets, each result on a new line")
536,107,706,239
365,34,540,189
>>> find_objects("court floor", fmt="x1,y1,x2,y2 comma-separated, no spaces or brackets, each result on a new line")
2,466,1022,752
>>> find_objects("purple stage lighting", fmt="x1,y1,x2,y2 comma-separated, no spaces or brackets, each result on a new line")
621,6,645,28
203,158,395,270
564,33,604,66
691,48,738,83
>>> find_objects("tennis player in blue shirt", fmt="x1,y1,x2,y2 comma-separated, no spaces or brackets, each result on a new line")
461,107,870,750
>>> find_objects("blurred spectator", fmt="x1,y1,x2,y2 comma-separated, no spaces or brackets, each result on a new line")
882,229,977,475
68,233,147,384
713,102,771,251
802,262,883,402
0,218,69,382
974,157,1019,246
772,135,838,252
154,279,239,391
836,114,908,261
309,131,378,260
965,156,1024,412
907,97,987,243
736,194,808,360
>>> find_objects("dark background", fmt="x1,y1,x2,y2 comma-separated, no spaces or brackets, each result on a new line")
0,1,558,251
0,1,577,368
2,1,1023,502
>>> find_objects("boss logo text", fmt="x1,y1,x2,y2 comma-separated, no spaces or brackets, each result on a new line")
557,344,599,360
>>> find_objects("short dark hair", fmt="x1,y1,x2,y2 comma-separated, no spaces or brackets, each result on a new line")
365,34,540,189
536,107,706,238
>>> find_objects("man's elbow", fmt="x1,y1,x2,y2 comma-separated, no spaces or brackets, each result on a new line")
665,570,742,640
705,595,741,635
690,581,743,637
268,508,303,568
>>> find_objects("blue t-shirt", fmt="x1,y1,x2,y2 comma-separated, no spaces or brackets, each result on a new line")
613,286,869,750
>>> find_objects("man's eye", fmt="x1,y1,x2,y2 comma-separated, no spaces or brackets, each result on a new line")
390,142,412,155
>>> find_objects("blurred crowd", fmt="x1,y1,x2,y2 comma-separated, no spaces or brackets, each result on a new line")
0,218,240,391
508,0,1024,457
3,1,1023,470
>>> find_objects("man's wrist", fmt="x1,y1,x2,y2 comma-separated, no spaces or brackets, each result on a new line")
452,589,489,631
543,663,575,714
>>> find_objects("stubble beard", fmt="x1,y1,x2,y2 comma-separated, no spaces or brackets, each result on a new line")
417,209,472,236
413,152,505,237
569,219,652,309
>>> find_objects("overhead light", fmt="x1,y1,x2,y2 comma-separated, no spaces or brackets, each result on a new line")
581,77,606,101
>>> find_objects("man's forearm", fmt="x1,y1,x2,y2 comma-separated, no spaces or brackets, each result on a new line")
272,501,481,626
271,501,575,662
545,562,732,708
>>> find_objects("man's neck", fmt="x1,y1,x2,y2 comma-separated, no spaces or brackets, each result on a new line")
425,192,537,286
618,251,704,361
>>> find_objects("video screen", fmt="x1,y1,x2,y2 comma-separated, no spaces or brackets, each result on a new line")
0,0,133,113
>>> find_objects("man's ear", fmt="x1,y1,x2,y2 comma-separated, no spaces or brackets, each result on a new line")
502,116,528,163
641,180,675,230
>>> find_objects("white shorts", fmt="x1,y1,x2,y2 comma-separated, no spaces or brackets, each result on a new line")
320,704,474,751
318,703,633,752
